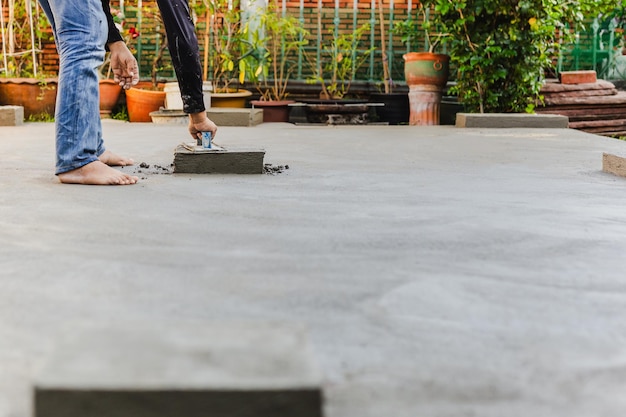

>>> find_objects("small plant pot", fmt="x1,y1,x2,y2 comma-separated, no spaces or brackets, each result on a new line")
250,100,295,123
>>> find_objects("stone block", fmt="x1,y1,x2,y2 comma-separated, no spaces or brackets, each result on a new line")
559,70,597,85
0,105,24,126
206,108,264,126
149,109,187,125
602,153,626,178
455,113,569,128
173,144,265,174
34,322,323,417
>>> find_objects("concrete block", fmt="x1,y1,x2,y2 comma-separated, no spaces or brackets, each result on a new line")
0,105,24,126
559,70,597,84
34,322,323,417
602,153,626,178
455,113,569,128
206,108,264,126
173,143,265,174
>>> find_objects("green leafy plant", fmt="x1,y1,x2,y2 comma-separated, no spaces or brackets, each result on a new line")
242,1,308,101
27,111,54,122
111,105,129,121
392,3,448,54
204,0,247,93
429,0,618,113
305,23,374,100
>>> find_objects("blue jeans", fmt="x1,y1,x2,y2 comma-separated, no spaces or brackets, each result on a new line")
38,0,108,174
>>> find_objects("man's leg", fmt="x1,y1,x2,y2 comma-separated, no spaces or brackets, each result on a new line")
156,0,204,114
38,0,137,185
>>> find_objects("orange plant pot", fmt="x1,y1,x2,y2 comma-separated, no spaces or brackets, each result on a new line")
125,86,166,122
402,52,450,88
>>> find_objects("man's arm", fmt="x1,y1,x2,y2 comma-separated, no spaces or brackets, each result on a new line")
100,0,138,89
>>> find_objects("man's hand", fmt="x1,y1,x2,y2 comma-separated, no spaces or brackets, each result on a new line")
108,41,139,90
189,112,218,141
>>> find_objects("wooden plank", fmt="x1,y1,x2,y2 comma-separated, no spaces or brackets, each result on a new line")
541,79,614,93
542,88,617,100
569,119,626,129
541,91,626,106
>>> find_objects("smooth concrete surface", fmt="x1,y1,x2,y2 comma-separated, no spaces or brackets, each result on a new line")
2,121,626,417
34,322,322,417
456,112,569,128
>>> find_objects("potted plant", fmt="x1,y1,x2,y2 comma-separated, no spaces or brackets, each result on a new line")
243,0,308,122
303,22,374,123
124,6,168,122
0,0,57,120
393,2,450,125
204,0,252,107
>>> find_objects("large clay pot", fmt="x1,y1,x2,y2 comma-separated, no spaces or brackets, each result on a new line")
402,52,450,126
210,89,252,108
99,79,122,118
250,100,295,123
0,78,58,118
402,52,450,88
125,85,166,122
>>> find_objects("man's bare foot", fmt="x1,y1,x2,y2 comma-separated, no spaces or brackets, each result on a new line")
58,161,139,185
98,150,135,166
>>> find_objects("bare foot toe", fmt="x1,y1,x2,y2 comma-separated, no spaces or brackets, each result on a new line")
58,161,139,185
99,150,135,166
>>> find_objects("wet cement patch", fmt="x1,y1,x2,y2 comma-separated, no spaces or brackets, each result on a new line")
119,162,289,179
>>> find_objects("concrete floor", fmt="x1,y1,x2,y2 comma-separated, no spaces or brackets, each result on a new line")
2,120,626,417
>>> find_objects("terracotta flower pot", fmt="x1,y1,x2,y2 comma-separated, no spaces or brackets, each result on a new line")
250,100,295,123
0,78,58,119
402,52,450,88
99,79,122,118
402,52,450,126
125,86,166,123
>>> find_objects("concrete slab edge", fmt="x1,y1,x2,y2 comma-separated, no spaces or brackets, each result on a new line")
455,112,569,128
